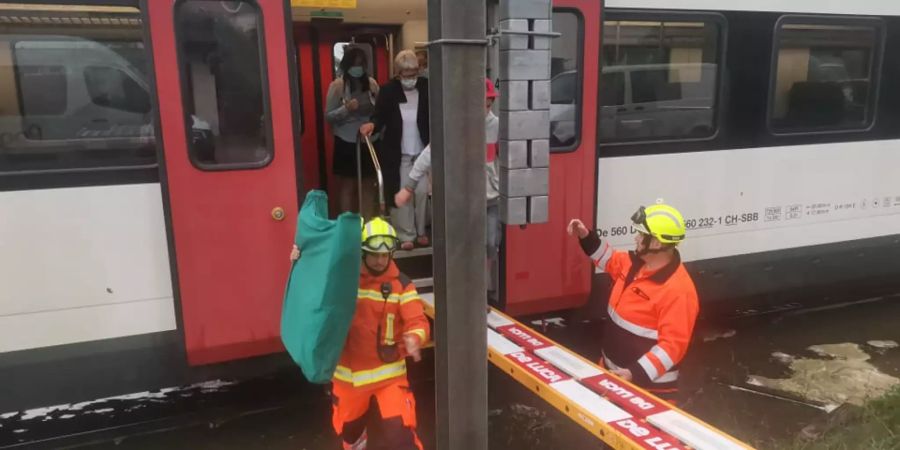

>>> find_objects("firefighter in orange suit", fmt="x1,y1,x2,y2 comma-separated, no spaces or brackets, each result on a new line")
291,217,430,450
568,203,699,403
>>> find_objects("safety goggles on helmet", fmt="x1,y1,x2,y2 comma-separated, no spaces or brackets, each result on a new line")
361,217,399,253
363,235,398,253
631,206,651,235
631,205,686,244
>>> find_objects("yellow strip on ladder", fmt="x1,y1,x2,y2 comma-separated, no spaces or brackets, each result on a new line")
419,293,755,450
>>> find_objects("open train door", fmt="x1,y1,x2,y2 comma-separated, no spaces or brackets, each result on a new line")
294,23,393,207
502,0,601,315
146,0,300,365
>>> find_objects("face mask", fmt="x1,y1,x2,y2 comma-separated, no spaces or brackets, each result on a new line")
348,66,364,78
401,78,417,90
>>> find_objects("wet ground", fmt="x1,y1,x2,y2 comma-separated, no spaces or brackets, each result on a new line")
3,295,900,450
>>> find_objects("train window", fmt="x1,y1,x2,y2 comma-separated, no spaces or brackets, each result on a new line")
769,19,882,134
175,0,271,170
550,11,582,152
0,6,155,176
599,18,721,143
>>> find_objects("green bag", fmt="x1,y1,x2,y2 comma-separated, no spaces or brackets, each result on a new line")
281,190,361,384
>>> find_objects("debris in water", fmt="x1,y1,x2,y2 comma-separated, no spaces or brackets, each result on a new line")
867,340,899,350
60,414,75,420
799,424,820,441
491,404,556,448
89,408,115,415
21,406,67,421
726,383,839,413
0,379,235,421
748,343,900,407
797,404,861,442
12,429,26,434
703,329,737,342
194,380,235,390
530,317,566,328
771,352,794,364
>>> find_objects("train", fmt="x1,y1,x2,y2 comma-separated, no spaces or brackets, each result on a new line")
2,0,899,412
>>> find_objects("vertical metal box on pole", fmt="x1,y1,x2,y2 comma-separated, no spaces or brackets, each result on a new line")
497,0,554,225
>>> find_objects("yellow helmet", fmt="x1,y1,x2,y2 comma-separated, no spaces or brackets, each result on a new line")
631,204,686,245
361,217,398,253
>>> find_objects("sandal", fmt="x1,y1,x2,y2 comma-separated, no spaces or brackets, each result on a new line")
416,236,430,247
400,241,415,251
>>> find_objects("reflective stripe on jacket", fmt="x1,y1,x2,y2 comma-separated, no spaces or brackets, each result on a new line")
580,233,699,391
334,260,430,389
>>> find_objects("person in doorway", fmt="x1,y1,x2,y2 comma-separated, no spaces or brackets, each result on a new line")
394,78,502,302
290,217,430,450
415,49,428,78
567,204,699,404
359,50,430,251
326,46,380,218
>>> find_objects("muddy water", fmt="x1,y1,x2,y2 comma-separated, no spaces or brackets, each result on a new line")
748,343,899,408
678,297,900,449
4,298,900,449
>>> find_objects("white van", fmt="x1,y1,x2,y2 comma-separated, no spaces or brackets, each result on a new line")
550,63,718,144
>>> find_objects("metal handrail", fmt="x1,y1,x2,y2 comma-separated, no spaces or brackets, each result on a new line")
356,133,386,217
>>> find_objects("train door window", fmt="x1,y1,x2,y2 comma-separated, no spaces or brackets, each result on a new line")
175,0,271,169
0,5,155,176
769,18,882,134
550,10,583,152
599,16,722,143
332,42,374,78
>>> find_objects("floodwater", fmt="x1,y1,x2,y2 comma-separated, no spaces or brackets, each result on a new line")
2,296,900,450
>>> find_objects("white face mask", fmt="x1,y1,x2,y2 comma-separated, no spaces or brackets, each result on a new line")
401,78,417,90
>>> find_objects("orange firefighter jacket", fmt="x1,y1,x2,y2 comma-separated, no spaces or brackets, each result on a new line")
580,233,699,391
333,260,430,391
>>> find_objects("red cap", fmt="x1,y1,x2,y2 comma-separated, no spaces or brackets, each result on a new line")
485,78,499,99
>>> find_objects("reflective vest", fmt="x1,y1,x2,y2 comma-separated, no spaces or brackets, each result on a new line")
580,233,699,393
333,261,430,390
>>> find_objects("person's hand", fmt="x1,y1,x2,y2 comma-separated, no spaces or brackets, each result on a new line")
345,98,359,112
403,334,422,362
395,188,413,207
611,368,632,381
359,122,375,136
289,244,300,262
567,219,590,239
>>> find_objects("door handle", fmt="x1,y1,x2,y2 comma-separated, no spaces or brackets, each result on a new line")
271,207,285,221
